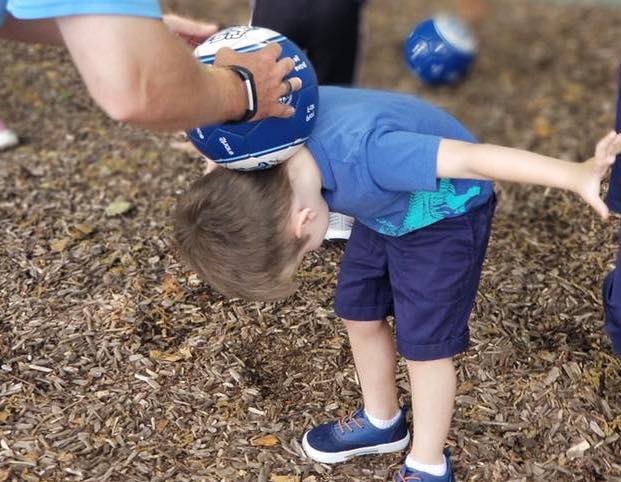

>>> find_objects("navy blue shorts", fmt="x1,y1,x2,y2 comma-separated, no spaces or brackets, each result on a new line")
335,195,496,361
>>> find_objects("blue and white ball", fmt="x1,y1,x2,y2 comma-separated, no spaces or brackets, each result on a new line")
186,26,319,170
404,15,477,85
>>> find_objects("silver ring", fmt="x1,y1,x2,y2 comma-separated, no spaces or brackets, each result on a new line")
283,79,293,97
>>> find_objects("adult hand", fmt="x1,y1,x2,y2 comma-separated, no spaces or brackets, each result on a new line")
457,0,488,25
163,13,218,47
214,42,302,120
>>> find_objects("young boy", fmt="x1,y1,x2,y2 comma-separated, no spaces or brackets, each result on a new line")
174,86,619,481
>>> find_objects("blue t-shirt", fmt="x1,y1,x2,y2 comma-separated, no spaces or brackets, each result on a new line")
0,0,161,25
306,87,494,236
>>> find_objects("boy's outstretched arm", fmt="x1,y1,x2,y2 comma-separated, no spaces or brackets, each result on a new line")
436,132,621,219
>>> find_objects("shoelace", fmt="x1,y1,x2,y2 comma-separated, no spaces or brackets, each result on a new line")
336,411,365,433
395,468,422,482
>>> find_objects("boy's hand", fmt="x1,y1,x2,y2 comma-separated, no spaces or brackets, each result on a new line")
576,131,621,219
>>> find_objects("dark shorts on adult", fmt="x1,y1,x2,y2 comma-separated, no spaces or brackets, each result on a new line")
252,0,364,85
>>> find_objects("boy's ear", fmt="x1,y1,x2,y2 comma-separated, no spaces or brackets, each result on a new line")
292,207,317,239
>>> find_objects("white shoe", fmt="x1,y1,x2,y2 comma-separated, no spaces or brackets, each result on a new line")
324,212,354,240
0,128,19,151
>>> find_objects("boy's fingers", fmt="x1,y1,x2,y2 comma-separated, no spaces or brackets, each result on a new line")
607,133,621,158
595,131,617,158
591,196,610,220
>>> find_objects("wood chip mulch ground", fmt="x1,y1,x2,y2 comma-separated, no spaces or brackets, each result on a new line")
1,0,621,480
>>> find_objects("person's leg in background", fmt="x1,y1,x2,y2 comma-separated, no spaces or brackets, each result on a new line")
302,0,363,85
252,0,363,239
252,0,363,86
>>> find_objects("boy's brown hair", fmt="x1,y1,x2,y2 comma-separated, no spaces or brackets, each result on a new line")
173,165,308,301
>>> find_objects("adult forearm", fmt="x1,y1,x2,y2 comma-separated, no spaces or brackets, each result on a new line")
121,54,246,131
58,15,245,131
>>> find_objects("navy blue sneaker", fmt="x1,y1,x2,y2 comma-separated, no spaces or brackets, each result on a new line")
302,407,410,464
393,449,455,481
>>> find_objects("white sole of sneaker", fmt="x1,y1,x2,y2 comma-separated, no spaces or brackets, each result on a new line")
301,430,410,464
324,229,352,241
0,130,19,151
324,213,354,241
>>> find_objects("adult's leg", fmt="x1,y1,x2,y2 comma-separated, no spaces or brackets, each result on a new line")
251,0,308,50
304,0,363,84
252,0,363,84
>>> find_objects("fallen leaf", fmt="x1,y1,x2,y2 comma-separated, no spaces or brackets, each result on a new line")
178,347,192,359
457,381,475,394
326,336,344,346
155,419,169,432
162,274,184,297
50,238,70,252
72,223,95,238
251,434,280,447
149,348,192,362
270,476,299,482
534,116,553,138
0,409,10,422
105,200,133,217
57,452,74,463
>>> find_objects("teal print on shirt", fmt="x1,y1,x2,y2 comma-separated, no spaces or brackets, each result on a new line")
376,178,481,236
